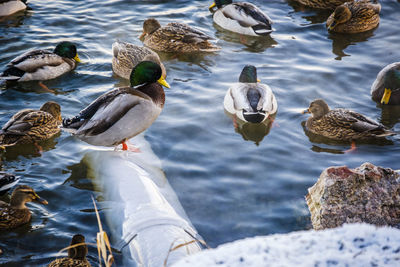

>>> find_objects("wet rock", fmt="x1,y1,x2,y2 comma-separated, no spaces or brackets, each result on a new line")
306,162,400,230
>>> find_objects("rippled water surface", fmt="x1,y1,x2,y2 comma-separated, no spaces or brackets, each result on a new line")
0,0,399,266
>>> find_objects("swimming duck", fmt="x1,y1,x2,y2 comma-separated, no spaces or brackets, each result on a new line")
0,101,61,149
112,41,166,80
1,41,80,90
303,99,394,142
0,185,48,230
0,172,20,195
140,18,220,53
48,234,91,267
292,0,350,10
326,0,381,33
62,61,170,151
209,0,273,36
224,65,277,124
371,62,400,105
0,0,27,17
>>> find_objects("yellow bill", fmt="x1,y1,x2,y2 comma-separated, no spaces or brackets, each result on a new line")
209,2,216,10
380,88,391,104
157,76,170,88
74,54,81,63
139,32,146,40
257,78,261,82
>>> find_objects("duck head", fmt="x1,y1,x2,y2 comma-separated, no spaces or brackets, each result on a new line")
303,99,330,119
381,68,400,104
40,101,62,123
130,61,170,88
54,41,81,63
327,6,351,31
239,65,260,83
68,234,88,260
10,185,48,209
140,18,162,40
209,0,233,11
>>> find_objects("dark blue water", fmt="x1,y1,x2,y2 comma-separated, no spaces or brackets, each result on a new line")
0,0,399,265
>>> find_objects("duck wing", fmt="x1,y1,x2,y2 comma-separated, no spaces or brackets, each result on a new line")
230,83,255,112
257,84,277,114
8,49,65,72
64,88,152,136
329,109,384,133
222,3,272,27
164,22,214,43
1,109,53,135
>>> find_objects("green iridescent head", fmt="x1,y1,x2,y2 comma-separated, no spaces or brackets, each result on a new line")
239,65,258,83
130,61,170,88
53,41,80,62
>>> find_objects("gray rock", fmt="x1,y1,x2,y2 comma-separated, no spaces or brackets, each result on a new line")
306,162,400,230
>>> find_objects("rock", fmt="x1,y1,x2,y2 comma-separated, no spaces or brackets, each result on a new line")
306,162,400,230
172,223,400,267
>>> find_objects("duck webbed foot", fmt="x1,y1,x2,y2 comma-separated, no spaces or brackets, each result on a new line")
344,141,357,154
119,141,141,153
38,82,55,93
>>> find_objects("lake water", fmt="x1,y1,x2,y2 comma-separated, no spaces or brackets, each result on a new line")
0,0,399,266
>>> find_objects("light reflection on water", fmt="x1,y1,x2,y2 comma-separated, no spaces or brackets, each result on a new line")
0,0,399,265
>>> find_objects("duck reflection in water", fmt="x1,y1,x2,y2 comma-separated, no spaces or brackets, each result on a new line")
328,29,375,60
226,111,275,145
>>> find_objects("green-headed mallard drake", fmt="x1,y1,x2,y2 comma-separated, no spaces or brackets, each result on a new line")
140,18,220,53
326,0,381,33
0,0,27,16
112,41,166,80
62,61,170,151
0,101,61,149
209,0,273,36
371,62,400,105
224,65,277,124
303,99,394,141
0,185,48,230
48,234,91,267
1,41,80,83
292,0,350,10
0,172,19,195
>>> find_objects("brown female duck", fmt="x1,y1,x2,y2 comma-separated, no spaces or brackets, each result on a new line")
140,18,220,53
293,0,350,10
326,0,381,33
48,234,91,267
303,99,394,142
0,185,48,230
0,101,61,149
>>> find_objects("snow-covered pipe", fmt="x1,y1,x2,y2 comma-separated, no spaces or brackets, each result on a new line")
85,135,203,266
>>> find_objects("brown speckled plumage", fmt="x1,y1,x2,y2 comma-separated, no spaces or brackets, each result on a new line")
0,101,61,147
141,18,220,53
294,0,350,10
304,99,394,142
48,234,91,267
0,185,48,230
326,0,381,33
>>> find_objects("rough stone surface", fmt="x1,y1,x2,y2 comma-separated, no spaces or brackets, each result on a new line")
172,223,400,267
306,162,400,230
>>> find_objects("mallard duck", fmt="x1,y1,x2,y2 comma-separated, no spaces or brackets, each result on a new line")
62,61,170,151
0,101,61,149
140,18,220,53
48,234,91,267
209,0,273,36
0,185,48,230
292,0,350,10
371,62,400,105
303,99,394,142
0,172,19,195
112,41,166,80
326,0,381,33
0,41,80,89
224,65,277,124
0,0,26,17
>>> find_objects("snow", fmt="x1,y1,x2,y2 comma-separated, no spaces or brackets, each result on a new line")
173,223,400,267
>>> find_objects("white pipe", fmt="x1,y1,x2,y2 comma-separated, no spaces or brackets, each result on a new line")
85,135,203,266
